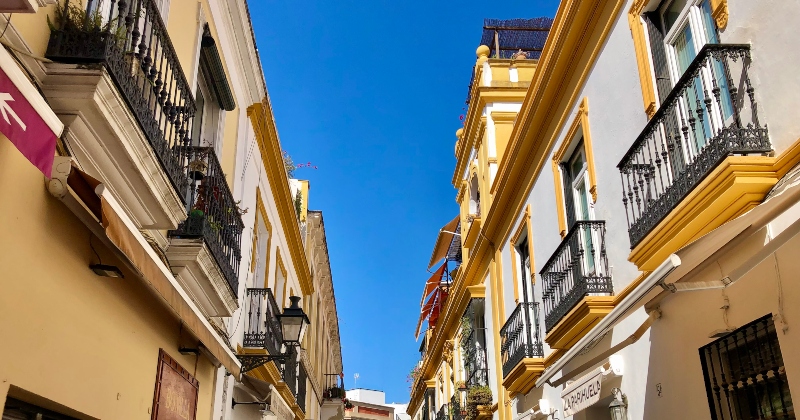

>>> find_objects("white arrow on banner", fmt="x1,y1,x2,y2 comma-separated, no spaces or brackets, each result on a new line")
0,92,26,131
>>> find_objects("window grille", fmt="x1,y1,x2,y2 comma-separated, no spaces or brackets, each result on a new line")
700,314,795,419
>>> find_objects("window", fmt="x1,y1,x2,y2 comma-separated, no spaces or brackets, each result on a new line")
700,315,795,420
469,174,481,217
645,0,733,152
193,67,223,152
560,141,594,229
3,397,78,420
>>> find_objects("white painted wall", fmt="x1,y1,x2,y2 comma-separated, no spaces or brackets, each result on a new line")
347,389,387,406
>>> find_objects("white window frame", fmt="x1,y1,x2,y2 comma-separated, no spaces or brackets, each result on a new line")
660,0,728,157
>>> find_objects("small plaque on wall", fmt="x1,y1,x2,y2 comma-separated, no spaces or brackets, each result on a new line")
152,349,199,420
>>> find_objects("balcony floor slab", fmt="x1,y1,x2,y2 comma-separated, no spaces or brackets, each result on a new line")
42,64,186,229
544,296,615,350
629,155,781,271
166,237,238,317
502,357,545,397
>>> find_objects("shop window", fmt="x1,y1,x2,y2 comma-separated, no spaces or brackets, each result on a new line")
2,397,78,420
700,315,795,420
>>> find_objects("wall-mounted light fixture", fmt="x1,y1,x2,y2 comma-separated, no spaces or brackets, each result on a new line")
237,296,311,374
89,264,124,278
608,388,628,420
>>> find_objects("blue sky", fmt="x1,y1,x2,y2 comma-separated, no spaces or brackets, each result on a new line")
249,0,559,404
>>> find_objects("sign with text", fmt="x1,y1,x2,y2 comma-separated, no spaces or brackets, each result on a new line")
561,368,602,417
0,46,59,177
271,387,294,420
152,349,199,420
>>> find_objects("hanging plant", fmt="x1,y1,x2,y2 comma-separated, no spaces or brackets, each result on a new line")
465,386,492,420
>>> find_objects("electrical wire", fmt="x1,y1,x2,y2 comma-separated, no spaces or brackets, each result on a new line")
0,14,12,40
89,232,102,264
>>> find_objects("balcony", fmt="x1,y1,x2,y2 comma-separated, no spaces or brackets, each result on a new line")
167,147,244,307
43,0,195,229
541,221,613,348
436,404,448,420
461,299,488,387
450,394,464,420
618,44,771,253
500,302,543,375
243,288,283,354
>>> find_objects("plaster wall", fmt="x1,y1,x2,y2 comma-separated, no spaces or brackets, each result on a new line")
0,137,217,419
717,0,800,155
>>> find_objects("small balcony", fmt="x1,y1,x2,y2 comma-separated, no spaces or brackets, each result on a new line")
44,0,196,228
168,146,244,293
436,404,448,420
461,299,488,387
618,44,771,249
243,288,283,355
500,302,543,377
541,221,613,335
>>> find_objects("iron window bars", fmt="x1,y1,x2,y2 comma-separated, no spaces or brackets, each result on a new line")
500,302,544,377
450,393,464,420
460,298,489,387
618,44,770,247
700,314,795,420
169,146,244,292
46,0,197,199
297,363,307,413
540,221,612,332
243,288,283,355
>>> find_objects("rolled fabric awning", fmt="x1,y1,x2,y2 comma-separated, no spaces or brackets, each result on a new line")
49,158,242,377
428,216,460,269
420,264,446,306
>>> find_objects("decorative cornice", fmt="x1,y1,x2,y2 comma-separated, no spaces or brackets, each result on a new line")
247,99,314,295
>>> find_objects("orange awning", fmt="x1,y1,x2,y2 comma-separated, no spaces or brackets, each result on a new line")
420,264,446,306
428,216,460,269
414,286,448,339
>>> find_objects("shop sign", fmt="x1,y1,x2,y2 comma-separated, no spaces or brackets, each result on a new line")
561,368,602,417
152,349,199,420
271,387,294,420
0,45,60,177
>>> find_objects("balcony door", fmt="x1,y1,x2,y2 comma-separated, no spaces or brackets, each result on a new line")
561,141,597,275
658,0,733,155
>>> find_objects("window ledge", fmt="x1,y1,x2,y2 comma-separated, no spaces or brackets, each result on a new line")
502,358,546,396
544,296,615,350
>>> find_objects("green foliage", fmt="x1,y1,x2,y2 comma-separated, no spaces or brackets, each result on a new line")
294,191,303,220
48,1,105,32
465,386,492,420
283,150,297,178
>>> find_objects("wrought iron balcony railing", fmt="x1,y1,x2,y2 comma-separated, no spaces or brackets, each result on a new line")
450,394,464,420
284,347,298,397
540,221,613,332
242,288,283,354
297,364,307,413
169,146,244,292
436,404,448,420
500,302,544,377
618,44,771,247
323,373,345,400
46,0,197,198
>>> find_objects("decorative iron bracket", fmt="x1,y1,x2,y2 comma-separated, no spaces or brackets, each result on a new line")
237,354,288,375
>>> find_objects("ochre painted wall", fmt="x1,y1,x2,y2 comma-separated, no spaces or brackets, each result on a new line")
0,137,216,419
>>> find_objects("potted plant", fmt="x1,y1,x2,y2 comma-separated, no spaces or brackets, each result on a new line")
465,386,492,420
512,49,529,60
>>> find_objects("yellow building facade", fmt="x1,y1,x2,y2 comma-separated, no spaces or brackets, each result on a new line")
412,1,800,419
0,1,343,419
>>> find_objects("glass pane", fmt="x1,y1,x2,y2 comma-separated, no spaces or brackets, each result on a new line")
663,0,689,33
673,24,697,74
193,88,205,146
700,0,734,120
569,147,585,178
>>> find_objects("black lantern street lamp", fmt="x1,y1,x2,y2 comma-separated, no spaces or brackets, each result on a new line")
237,296,311,375
278,296,311,344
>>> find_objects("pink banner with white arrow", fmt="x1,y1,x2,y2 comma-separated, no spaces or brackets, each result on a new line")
0,64,57,178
